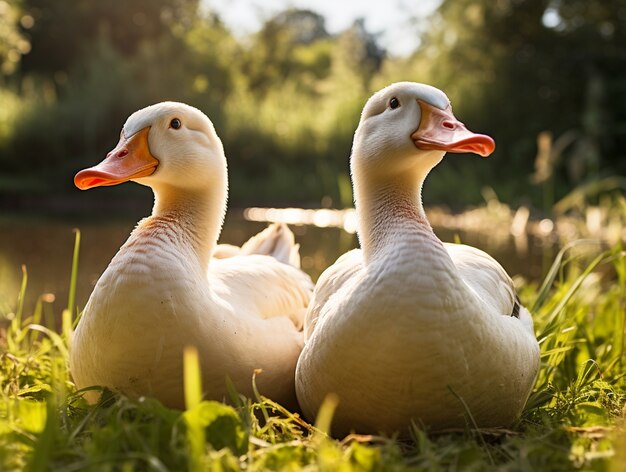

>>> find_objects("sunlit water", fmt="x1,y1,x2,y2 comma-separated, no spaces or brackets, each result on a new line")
0,210,558,322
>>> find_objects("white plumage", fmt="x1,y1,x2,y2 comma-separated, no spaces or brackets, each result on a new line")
70,102,312,409
296,82,540,436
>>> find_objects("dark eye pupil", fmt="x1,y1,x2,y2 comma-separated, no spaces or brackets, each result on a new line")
170,118,181,129
390,98,400,109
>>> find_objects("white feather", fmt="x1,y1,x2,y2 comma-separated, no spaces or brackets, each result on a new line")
296,82,540,436
70,103,312,410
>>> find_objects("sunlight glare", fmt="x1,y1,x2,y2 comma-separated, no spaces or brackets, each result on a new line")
244,207,357,233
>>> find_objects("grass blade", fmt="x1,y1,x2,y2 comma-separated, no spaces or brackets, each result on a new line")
184,346,202,410
537,249,616,338
314,393,339,437
532,239,601,313
14,265,28,334
67,229,81,317
183,346,206,471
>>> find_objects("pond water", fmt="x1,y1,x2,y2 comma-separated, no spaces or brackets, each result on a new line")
0,210,558,323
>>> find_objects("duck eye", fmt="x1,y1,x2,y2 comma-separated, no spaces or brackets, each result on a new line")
170,118,181,130
389,97,400,109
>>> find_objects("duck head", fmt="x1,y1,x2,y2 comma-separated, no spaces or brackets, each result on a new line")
351,82,495,183
74,102,227,193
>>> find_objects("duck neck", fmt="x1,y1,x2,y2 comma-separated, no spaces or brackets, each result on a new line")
147,180,227,271
354,167,436,264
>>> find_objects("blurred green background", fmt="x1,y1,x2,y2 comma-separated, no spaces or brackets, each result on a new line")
1,0,624,214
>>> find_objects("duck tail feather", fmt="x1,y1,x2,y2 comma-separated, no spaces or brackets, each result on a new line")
240,223,302,268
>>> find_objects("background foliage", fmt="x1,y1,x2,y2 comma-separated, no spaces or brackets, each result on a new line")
0,0,625,210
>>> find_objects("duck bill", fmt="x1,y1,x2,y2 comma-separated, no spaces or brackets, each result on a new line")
74,127,159,190
411,100,495,157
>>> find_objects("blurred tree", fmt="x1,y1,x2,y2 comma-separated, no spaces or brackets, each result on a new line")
20,0,198,79
336,19,384,87
271,9,329,45
1,5,237,191
2,1,625,208
0,0,31,78
406,0,626,205
240,9,331,94
549,0,626,180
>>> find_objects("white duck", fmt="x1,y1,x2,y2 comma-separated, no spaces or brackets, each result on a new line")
70,102,312,409
295,82,540,436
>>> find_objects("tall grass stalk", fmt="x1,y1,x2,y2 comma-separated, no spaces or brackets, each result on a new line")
183,346,206,471
67,229,81,321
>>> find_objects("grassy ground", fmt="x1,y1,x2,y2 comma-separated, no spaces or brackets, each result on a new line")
0,234,625,471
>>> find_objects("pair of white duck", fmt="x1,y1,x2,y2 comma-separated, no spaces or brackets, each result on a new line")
71,82,540,436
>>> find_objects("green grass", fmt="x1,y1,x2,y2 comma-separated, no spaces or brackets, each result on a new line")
1,232,625,471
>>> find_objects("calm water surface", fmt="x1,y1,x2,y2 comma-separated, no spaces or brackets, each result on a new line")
0,211,557,321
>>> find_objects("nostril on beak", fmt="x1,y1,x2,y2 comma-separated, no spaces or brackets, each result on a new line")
442,121,456,130
117,149,129,158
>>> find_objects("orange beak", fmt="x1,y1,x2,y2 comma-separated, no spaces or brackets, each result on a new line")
74,127,159,190
411,100,495,157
